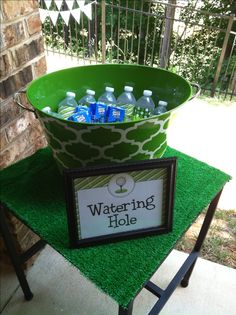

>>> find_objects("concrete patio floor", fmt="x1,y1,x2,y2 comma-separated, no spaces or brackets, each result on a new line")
1,52,235,315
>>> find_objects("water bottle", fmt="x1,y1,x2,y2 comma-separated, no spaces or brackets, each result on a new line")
42,106,64,119
58,91,77,119
117,86,136,121
78,89,96,106
98,87,116,106
134,90,155,119
154,100,168,115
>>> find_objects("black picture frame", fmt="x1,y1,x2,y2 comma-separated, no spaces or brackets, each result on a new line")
64,157,177,248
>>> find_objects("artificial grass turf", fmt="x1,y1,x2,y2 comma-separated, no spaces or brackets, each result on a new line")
0,147,231,307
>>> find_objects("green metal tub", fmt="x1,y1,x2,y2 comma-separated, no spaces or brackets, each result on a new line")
15,64,198,171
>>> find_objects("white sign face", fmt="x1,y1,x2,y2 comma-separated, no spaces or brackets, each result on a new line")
77,173,163,239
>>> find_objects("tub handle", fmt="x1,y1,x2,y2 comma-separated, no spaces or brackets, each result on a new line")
189,83,201,101
13,89,37,117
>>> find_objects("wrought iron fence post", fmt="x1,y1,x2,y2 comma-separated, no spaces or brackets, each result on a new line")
211,14,235,97
101,0,106,64
160,0,176,69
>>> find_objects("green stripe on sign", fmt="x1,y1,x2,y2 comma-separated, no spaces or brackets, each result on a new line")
129,169,166,182
74,174,114,191
74,169,167,192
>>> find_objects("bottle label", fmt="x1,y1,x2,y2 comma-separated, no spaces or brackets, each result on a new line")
58,105,76,119
133,107,152,119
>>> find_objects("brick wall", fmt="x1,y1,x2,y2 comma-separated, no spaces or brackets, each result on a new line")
0,0,48,167
0,0,48,267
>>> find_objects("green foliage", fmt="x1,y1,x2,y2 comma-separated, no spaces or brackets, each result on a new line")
169,28,222,88
168,0,236,94
103,0,165,64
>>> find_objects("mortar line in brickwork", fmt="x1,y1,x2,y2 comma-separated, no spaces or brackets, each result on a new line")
0,52,45,84
1,108,38,134
19,139,48,162
2,38,45,56
1,107,36,136
0,96,14,107
0,126,46,168
1,9,40,26
1,32,43,54
0,138,42,166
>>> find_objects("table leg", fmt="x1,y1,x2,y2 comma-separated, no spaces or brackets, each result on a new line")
118,300,134,315
0,206,33,300
181,189,223,287
144,188,224,315
0,206,45,301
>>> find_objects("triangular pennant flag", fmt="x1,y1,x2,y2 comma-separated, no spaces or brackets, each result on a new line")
44,0,52,10
81,3,92,20
60,10,71,26
77,0,85,9
54,0,63,11
65,0,74,11
39,8,48,23
48,10,59,26
71,8,81,24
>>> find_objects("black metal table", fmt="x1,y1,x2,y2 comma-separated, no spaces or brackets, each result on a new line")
1,190,223,315
0,147,229,314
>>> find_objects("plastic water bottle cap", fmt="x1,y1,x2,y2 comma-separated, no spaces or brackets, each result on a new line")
105,87,114,93
42,106,51,113
66,91,76,98
124,86,133,92
159,101,168,106
86,89,95,96
143,90,152,96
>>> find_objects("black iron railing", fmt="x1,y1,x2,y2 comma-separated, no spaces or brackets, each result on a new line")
39,0,236,100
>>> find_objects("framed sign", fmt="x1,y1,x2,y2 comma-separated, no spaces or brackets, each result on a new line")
64,158,176,248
